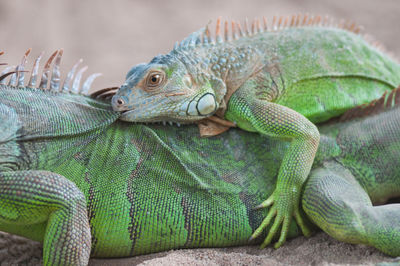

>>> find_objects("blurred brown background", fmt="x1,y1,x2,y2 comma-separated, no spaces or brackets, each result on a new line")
0,0,399,90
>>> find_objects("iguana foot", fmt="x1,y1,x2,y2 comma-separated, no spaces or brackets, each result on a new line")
250,188,311,249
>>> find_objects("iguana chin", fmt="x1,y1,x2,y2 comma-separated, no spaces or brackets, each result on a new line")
110,14,400,248
1,50,400,265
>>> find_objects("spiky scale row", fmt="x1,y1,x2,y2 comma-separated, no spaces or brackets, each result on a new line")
0,49,101,95
174,14,364,53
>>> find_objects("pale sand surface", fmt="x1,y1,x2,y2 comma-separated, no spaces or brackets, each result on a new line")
0,0,399,265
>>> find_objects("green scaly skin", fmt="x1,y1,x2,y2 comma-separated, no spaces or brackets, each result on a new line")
2,83,400,265
111,16,400,248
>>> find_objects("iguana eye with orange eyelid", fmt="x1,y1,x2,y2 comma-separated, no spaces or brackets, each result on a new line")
145,71,165,88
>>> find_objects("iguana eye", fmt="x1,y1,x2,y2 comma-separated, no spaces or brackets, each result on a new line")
146,71,164,88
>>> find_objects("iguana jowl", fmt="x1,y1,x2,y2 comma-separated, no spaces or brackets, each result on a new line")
1,50,400,265
111,15,400,248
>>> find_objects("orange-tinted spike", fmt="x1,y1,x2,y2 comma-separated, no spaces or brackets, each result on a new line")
256,18,261,32
354,26,361,34
0,51,4,56
39,50,58,90
28,51,44,87
278,16,283,28
290,14,295,26
44,50,58,70
216,17,222,39
231,20,238,39
50,48,63,91
24,48,32,57
283,16,289,28
263,16,268,30
244,18,250,35
205,25,211,38
308,15,314,25
348,22,356,32
315,15,321,25
16,48,32,87
295,14,301,26
272,15,277,29
302,14,308,26
236,21,243,36
251,20,255,34
224,20,229,41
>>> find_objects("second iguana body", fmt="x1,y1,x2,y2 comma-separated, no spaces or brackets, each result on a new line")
1,50,400,265
111,15,400,247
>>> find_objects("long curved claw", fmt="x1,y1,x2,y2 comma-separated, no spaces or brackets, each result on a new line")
251,187,312,250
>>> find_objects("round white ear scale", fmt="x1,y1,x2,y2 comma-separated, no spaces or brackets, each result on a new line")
197,93,216,116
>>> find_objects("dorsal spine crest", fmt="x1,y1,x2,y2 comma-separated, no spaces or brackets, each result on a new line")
170,14,398,63
0,49,101,95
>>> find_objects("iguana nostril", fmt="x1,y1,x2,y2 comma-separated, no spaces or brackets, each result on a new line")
112,95,128,111
117,99,124,106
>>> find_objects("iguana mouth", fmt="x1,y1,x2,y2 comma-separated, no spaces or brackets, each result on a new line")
119,110,194,126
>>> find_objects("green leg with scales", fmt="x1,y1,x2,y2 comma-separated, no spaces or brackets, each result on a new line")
226,80,319,248
0,170,91,265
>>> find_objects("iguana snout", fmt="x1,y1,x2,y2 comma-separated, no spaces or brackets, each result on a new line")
111,87,130,112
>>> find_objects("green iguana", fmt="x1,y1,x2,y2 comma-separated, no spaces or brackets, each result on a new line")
110,15,400,248
1,50,400,265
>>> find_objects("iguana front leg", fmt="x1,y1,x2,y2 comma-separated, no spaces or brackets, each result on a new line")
0,170,91,266
225,88,319,248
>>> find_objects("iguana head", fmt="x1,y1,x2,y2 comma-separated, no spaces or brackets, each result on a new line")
112,53,225,123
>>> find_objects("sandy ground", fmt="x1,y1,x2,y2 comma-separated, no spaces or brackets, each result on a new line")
0,0,399,265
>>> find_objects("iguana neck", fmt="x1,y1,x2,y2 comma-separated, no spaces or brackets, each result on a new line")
171,43,263,107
